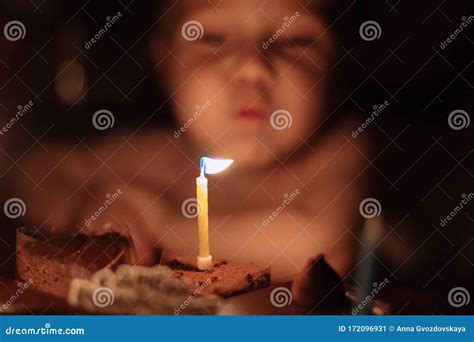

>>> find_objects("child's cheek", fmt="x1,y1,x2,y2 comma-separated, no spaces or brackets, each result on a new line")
283,58,327,91
274,61,326,113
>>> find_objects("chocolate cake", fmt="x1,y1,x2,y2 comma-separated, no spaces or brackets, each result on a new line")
16,228,271,302
16,227,134,298
161,252,271,298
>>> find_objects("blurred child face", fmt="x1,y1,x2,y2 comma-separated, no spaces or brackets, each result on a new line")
155,0,334,169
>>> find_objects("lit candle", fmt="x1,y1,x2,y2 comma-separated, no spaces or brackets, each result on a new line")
196,170,209,261
196,157,233,270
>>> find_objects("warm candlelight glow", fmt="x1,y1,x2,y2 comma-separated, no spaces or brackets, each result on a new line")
200,157,234,175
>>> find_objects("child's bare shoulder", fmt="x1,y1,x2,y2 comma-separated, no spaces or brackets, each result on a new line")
278,115,369,216
294,115,370,181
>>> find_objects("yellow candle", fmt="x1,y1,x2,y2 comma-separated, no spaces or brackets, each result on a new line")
196,173,209,258
195,157,233,270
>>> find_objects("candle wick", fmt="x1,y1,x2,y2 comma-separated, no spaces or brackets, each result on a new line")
200,157,205,176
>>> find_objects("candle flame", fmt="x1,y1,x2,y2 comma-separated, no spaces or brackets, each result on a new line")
200,157,233,175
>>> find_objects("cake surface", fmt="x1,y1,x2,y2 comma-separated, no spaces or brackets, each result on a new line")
161,252,271,298
16,227,133,298
16,228,270,302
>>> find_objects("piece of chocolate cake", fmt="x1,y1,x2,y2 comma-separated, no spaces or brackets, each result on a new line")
161,252,271,298
16,227,133,298
16,228,270,301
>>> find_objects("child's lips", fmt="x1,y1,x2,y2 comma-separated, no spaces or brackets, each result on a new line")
235,107,266,120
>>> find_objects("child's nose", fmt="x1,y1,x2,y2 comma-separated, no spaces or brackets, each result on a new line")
232,51,273,91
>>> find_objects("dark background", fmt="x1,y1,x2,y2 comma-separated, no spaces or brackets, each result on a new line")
0,1,472,313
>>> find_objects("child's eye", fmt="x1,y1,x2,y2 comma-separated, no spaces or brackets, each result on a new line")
278,37,316,49
201,33,227,46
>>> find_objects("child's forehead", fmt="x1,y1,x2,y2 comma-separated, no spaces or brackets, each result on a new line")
176,0,321,17
171,0,326,32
